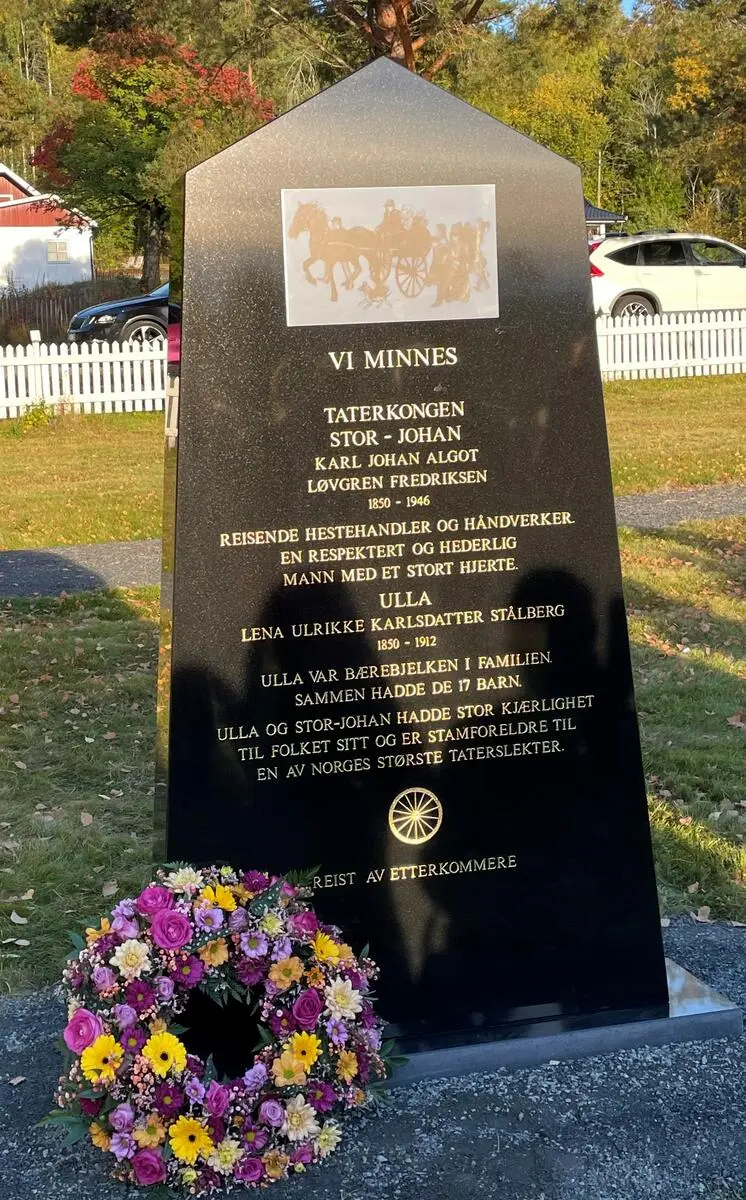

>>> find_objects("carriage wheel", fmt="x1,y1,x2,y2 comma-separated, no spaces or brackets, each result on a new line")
396,256,427,298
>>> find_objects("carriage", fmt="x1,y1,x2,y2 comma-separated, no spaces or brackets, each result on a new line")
376,218,434,299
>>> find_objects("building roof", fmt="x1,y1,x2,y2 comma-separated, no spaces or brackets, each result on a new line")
0,162,40,197
584,198,627,224
0,165,96,229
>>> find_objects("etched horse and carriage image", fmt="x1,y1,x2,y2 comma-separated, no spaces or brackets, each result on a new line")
286,196,492,311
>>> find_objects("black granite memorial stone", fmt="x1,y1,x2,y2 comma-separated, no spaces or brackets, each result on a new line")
158,58,669,1051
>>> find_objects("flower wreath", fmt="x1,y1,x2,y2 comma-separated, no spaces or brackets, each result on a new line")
46,864,396,1192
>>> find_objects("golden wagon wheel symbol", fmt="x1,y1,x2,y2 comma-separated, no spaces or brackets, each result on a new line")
388,787,443,845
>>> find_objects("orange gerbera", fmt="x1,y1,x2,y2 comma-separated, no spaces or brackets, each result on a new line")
268,956,303,991
199,938,229,967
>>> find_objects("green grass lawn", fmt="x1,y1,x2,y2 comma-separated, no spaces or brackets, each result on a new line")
0,518,744,992
0,375,744,550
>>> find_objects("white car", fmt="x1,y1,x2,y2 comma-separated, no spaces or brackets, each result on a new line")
589,232,746,317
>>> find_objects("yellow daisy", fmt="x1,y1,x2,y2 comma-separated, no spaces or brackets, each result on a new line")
169,1116,214,1164
199,883,236,912
310,931,341,963
336,1049,358,1083
80,1034,123,1084
133,1112,166,1148
287,1031,321,1069
271,1049,307,1087
142,1031,187,1078
89,1121,111,1150
198,938,229,967
268,956,303,991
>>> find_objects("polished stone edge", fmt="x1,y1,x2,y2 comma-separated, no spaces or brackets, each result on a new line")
391,959,743,1086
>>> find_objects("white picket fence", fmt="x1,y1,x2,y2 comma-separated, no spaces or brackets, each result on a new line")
0,338,167,420
596,309,746,380
1,309,745,421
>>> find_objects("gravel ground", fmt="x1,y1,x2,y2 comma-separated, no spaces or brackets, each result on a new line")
1,485,745,597
1,918,743,1200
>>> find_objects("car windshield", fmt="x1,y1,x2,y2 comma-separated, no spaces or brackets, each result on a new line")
150,283,169,299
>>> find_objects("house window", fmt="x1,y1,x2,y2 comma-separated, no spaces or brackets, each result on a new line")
47,240,70,263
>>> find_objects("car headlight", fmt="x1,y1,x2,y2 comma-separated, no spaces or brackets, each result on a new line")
91,314,116,325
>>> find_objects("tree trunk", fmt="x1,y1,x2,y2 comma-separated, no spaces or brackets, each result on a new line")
141,207,164,293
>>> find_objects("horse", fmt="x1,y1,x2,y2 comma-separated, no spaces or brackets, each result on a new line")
287,202,382,303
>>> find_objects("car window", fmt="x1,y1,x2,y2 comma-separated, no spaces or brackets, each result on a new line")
640,241,687,266
151,284,169,298
607,245,639,266
688,240,745,266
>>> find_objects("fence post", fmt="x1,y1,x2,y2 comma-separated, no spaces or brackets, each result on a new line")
28,329,44,406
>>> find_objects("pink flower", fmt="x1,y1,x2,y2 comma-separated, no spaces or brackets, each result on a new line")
235,1156,264,1183
151,908,192,951
288,910,319,937
205,1080,230,1117
136,886,174,917
258,1099,284,1127
292,989,323,1031
63,1007,103,1054
131,1148,167,1186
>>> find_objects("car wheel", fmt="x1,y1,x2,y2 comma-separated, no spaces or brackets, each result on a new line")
121,317,166,345
611,294,657,319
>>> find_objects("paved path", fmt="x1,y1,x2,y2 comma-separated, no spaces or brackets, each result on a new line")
0,485,744,598
1,918,743,1200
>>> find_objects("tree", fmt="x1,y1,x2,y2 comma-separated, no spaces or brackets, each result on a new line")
32,29,273,289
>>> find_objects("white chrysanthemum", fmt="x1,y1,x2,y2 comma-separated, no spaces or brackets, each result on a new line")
282,1094,320,1143
315,1121,342,1158
67,998,82,1018
110,938,152,979
324,977,363,1021
207,1137,243,1174
259,911,284,936
165,866,204,893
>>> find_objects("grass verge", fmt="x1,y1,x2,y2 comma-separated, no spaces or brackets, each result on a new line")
0,519,744,991
0,376,745,551
605,374,745,494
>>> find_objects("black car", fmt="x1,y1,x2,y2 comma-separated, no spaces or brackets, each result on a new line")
68,283,168,344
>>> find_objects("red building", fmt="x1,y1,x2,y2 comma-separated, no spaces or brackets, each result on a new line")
0,163,96,290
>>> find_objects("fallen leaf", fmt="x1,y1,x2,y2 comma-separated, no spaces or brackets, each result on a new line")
84,736,94,744
80,812,93,826
692,905,712,923
8,694,19,704
687,882,700,894
727,712,746,729
679,816,693,826
9,1076,25,1086
10,911,28,925
20,889,33,900
13,761,26,771
102,731,117,741
102,881,118,897
660,917,671,927
13,938,30,946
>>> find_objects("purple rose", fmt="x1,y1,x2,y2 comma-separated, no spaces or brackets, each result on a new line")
228,907,248,933
111,914,139,940
235,1157,265,1184
63,1008,103,1054
288,910,319,937
92,966,117,993
242,1063,268,1093
132,1148,167,1186
155,975,174,1001
136,886,174,917
151,908,192,951
110,1132,135,1160
292,989,324,1031
204,1080,230,1117
258,1099,284,1128
290,1143,313,1165
113,1003,137,1029
109,1102,134,1133
79,1096,103,1117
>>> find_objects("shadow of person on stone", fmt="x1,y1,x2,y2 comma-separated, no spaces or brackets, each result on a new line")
403,567,668,1051
168,577,448,1075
